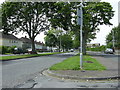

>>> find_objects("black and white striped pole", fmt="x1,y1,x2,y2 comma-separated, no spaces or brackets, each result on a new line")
77,1,83,69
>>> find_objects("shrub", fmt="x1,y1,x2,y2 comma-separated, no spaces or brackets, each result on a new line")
87,45,106,52
0,46,17,54
7,46,16,53
0,46,8,54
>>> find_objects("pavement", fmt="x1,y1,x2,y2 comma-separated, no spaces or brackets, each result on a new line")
115,50,120,55
42,54,119,80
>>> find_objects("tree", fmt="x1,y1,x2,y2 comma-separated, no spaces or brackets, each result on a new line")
2,2,49,53
58,34,73,52
0,5,2,30
45,28,64,52
44,32,57,52
106,24,120,49
2,2,20,34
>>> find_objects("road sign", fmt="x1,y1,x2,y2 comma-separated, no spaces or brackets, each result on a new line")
77,7,82,26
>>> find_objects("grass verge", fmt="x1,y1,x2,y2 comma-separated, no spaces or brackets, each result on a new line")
0,52,63,60
50,55,106,71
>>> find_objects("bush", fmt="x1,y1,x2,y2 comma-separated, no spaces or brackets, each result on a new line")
8,46,16,53
0,46,8,54
0,46,17,54
87,45,106,52
107,43,113,48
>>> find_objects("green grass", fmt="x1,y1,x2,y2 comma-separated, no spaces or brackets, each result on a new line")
0,52,63,60
4,53,12,55
50,55,106,71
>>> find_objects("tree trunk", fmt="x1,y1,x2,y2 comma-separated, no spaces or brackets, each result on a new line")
51,46,53,52
31,38,37,54
59,45,60,52
83,39,86,55
82,33,87,55
63,47,65,52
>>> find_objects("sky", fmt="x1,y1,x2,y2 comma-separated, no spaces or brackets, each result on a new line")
0,0,119,45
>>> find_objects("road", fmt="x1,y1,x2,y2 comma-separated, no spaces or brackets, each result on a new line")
2,52,119,88
2,52,77,88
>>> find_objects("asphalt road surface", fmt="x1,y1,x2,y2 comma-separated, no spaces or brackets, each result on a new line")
2,52,77,88
2,52,119,88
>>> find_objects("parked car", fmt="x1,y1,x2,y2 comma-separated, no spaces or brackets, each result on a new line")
27,48,32,54
104,48,114,54
13,48,27,54
70,49,74,52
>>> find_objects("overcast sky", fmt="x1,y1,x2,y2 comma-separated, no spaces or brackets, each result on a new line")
0,0,119,45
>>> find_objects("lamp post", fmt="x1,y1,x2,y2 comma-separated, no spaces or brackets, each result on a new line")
77,1,83,69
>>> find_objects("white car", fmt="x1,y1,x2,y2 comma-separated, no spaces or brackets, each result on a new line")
70,49,74,52
104,48,114,54
27,48,32,54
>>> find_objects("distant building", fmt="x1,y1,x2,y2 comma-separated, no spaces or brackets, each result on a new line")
0,32,23,48
35,41,45,50
87,43,100,48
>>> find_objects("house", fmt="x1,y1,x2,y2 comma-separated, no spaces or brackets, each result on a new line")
20,36,46,51
0,32,23,48
0,32,51,52
35,41,45,51
19,36,32,49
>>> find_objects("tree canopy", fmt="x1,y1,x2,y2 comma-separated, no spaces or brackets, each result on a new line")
59,34,73,51
44,31,57,48
0,6,2,30
106,24,120,49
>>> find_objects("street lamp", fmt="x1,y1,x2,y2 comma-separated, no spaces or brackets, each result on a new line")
77,1,83,69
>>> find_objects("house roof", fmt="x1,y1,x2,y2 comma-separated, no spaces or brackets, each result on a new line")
0,32,20,41
20,37,44,45
19,37,31,43
0,32,45,45
35,41,44,45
